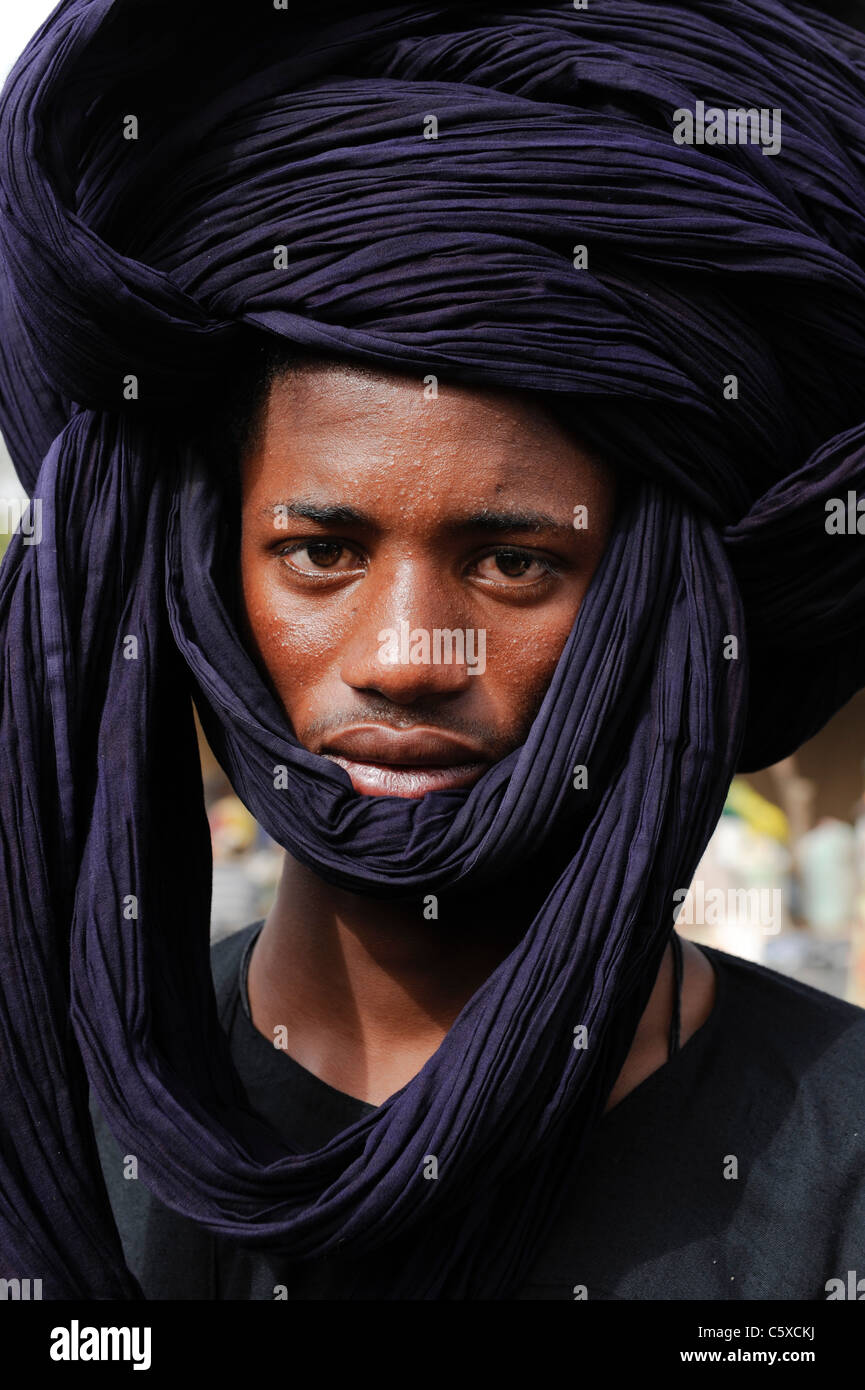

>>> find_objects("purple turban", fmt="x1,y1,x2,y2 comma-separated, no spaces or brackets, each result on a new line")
1,0,865,1298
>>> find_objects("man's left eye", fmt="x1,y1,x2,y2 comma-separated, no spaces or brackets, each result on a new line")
475,548,555,583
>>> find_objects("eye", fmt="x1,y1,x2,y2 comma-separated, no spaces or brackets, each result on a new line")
473,547,558,584
278,540,361,575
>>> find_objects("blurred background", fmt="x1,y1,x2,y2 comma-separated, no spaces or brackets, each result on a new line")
4,0,865,1005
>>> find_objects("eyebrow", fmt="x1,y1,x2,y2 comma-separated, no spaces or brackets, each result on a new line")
257,501,570,534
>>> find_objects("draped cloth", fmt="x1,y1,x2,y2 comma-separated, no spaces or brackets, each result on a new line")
1,0,865,1299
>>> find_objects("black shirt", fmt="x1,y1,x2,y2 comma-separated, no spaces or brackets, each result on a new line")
90,924,865,1299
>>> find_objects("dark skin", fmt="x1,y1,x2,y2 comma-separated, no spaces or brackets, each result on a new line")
240,361,715,1106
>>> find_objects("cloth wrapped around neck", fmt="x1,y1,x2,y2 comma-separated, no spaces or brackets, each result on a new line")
1,0,864,1299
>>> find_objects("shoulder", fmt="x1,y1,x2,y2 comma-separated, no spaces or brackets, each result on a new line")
702,940,865,1027
700,942,865,1096
91,920,265,1143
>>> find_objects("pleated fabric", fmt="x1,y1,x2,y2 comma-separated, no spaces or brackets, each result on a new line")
0,0,864,1298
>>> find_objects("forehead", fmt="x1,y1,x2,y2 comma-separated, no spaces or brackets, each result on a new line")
241,363,604,513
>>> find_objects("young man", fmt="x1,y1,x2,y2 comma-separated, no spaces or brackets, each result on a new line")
91,354,865,1299
4,0,865,1304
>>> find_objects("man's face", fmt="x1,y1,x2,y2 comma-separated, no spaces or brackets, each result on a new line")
239,363,614,798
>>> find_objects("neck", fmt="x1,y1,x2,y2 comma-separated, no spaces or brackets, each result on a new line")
246,852,714,1107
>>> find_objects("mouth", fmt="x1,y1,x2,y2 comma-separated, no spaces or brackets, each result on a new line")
321,726,489,799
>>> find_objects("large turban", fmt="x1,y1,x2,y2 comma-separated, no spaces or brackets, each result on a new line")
1,0,865,1300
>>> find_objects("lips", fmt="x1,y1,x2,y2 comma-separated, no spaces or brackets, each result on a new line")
321,725,488,799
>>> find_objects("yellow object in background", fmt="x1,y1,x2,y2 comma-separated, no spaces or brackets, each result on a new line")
208,794,258,859
724,778,789,843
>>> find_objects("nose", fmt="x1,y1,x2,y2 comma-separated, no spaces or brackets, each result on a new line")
338,558,479,706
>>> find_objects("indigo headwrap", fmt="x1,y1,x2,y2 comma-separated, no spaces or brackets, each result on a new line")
1,0,865,1300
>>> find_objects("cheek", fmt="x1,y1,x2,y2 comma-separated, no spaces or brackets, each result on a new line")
480,596,582,729
240,552,345,699
493,616,573,698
